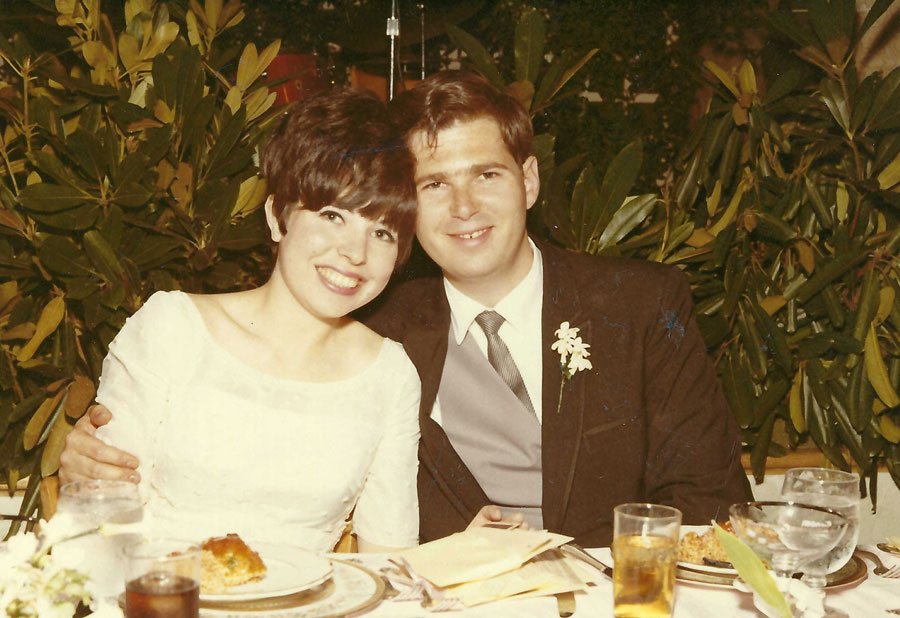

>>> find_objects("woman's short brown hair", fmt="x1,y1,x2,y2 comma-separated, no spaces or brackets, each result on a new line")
389,71,533,165
261,88,417,264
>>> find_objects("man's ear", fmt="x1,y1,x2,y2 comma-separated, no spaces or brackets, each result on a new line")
264,195,283,242
522,156,540,211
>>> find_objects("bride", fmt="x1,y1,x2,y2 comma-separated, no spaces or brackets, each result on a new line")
58,88,420,553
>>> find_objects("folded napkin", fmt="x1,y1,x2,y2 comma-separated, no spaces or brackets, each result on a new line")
394,528,590,608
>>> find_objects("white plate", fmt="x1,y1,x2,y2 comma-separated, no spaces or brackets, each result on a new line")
678,525,737,575
201,543,333,602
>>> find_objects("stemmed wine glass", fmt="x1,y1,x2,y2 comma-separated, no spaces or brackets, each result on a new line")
54,480,144,601
781,468,859,618
729,501,848,618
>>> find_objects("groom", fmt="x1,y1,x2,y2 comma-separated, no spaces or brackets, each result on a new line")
60,71,750,546
361,71,750,545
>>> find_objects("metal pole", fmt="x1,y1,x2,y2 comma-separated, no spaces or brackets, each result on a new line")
387,0,400,100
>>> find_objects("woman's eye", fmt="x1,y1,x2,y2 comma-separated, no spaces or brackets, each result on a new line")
320,209,344,222
375,229,396,242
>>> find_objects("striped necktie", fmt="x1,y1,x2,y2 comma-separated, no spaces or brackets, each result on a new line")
474,310,537,417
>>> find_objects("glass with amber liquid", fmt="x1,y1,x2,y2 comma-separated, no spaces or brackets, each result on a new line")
612,503,681,618
124,539,201,618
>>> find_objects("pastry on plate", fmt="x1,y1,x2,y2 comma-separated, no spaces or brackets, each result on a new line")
201,533,267,593
679,522,733,566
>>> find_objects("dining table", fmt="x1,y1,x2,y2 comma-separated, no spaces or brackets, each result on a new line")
341,544,899,618
94,542,900,617
182,543,899,618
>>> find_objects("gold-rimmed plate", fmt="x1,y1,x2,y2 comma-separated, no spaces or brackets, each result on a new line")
200,559,384,616
676,555,867,590
201,544,333,603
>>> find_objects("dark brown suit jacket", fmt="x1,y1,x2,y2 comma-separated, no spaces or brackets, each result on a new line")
363,239,751,547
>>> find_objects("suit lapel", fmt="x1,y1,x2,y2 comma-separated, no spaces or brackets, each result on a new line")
540,242,589,532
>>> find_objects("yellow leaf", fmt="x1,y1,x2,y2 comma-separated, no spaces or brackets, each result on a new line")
41,413,73,477
880,415,900,443
55,0,76,15
156,159,176,190
23,390,65,451
186,10,202,48
245,89,276,122
205,0,223,32
219,0,244,28
1,322,36,341
865,324,900,407
708,173,750,236
63,116,80,135
706,179,722,217
118,33,140,71
738,60,757,95
759,296,786,316
874,286,895,327
26,171,41,185
836,182,849,223
703,60,740,99
686,228,715,248
790,367,806,433
0,280,18,311
144,22,180,58
153,99,175,124
81,40,110,69
236,42,259,91
732,102,748,126
231,176,267,217
254,39,281,79
877,212,886,234
794,240,815,275
877,150,900,190
0,209,25,232
65,375,96,418
17,295,65,362
224,85,242,114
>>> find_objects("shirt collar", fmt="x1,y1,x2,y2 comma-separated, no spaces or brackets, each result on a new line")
444,238,543,345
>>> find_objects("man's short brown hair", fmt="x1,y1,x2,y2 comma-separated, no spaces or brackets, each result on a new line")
261,88,417,264
390,71,534,165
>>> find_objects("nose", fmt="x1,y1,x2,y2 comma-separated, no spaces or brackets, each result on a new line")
338,228,367,265
449,185,478,220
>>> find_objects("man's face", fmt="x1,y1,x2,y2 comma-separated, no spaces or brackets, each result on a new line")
409,117,539,305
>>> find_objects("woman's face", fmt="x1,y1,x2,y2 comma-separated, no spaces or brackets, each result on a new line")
266,199,399,321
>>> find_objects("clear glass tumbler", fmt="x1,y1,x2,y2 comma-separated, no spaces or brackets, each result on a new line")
612,503,681,618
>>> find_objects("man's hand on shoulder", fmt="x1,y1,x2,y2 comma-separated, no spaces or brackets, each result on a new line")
58,405,141,485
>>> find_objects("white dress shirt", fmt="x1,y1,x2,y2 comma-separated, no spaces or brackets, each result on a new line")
432,239,544,425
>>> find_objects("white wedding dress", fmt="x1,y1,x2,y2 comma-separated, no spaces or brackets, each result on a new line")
95,291,420,551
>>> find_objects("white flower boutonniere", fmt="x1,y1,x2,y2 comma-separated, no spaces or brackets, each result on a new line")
551,321,593,413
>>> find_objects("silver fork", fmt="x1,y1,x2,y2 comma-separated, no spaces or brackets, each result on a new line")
855,549,900,578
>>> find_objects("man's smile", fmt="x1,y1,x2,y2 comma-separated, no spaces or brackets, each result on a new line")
450,227,491,241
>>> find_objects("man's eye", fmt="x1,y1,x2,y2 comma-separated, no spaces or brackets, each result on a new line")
481,171,499,179
421,181,443,191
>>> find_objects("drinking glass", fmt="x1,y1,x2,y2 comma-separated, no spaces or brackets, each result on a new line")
55,479,143,600
124,538,200,618
612,503,681,618
781,468,859,618
729,501,848,617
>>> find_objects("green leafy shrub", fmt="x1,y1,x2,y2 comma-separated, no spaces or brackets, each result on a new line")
0,0,280,530
664,0,900,501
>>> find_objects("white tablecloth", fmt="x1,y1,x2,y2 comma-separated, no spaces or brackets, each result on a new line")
354,545,900,618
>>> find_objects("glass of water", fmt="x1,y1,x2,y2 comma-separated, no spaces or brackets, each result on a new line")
55,479,143,600
781,467,859,618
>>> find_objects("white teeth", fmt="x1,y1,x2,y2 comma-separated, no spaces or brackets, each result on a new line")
458,228,488,240
317,267,359,289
